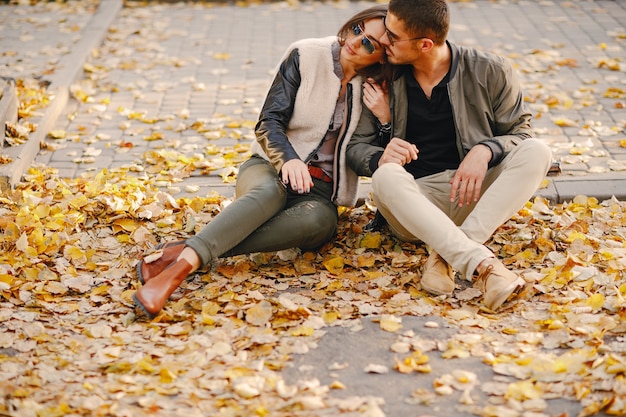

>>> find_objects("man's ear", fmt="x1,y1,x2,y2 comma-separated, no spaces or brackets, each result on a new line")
421,38,435,51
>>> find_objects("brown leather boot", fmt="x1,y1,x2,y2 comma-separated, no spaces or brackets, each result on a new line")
133,258,194,318
137,240,186,284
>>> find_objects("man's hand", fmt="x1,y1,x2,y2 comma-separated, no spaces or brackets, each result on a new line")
282,159,313,194
450,144,492,206
379,137,419,167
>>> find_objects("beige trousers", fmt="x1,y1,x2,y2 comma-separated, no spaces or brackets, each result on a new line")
371,139,552,280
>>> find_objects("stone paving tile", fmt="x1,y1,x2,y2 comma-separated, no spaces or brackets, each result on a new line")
0,1,99,80
0,0,625,201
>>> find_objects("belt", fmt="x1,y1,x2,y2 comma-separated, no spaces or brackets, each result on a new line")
307,165,332,183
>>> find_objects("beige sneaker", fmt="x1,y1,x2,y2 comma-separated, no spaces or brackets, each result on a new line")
420,251,455,296
475,258,525,311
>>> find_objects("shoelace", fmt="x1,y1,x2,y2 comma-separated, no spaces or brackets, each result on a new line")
474,263,495,292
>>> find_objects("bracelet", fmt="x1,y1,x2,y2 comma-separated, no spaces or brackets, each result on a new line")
379,122,391,133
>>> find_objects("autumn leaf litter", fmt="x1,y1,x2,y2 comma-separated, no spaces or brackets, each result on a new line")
2,168,626,416
1,1,626,416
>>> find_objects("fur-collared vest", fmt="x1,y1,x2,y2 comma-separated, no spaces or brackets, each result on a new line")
251,36,362,207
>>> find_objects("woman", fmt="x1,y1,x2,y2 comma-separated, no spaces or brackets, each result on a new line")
133,4,393,318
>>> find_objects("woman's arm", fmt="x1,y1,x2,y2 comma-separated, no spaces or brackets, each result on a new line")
254,49,314,194
254,49,302,173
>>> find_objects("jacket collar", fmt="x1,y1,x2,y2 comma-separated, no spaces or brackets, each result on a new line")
447,41,459,82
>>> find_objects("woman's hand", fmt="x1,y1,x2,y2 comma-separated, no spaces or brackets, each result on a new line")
281,159,313,194
362,78,390,124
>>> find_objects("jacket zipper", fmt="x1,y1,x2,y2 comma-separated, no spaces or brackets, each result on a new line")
331,82,352,204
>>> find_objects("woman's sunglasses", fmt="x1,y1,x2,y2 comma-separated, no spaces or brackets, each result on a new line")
352,23,377,55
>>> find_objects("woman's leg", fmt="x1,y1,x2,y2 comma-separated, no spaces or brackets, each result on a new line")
225,177,338,256
134,164,336,317
185,156,288,266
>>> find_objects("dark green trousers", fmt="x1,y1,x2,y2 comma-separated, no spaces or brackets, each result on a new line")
186,156,339,267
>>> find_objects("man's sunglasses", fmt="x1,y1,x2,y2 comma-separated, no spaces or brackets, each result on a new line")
352,23,377,55
383,17,428,46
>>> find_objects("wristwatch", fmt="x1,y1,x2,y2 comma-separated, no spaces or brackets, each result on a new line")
379,122,391,133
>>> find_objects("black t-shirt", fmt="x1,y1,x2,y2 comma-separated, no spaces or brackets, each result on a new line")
403,67,460,179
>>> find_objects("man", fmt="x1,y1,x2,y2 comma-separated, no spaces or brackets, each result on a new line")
348,0,552,311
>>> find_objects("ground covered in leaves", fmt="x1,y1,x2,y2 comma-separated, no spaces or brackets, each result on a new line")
0,0,625,416
0,166,624,417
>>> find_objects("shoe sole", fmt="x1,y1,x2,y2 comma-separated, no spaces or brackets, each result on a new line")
420,280,454,296
484,276,525,311
132,292,157,319
136,240,186,284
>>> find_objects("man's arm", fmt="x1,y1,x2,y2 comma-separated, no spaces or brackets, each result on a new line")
479,56,532,167
451,51,532,205
346,106,385,177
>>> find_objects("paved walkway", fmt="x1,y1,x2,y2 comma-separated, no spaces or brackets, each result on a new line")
1,0,625,203
0,1,625,417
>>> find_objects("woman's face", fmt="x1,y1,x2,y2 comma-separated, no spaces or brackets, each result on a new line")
342,17,386,68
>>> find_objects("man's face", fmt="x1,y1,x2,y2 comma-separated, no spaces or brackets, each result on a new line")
381,13,424,65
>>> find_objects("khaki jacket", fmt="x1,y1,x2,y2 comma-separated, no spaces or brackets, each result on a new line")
347,41,533,177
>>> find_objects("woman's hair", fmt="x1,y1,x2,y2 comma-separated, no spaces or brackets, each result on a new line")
389,0,449,46
336,4,396,86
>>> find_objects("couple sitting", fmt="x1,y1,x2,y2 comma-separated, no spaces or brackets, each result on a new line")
133,0,552,318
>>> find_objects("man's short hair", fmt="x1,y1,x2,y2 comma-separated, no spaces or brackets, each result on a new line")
389,0,449,45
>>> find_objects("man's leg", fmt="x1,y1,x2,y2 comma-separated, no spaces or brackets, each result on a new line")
372,140,551,309
372,163,493,281
458,139,553,247
372,164,525,310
